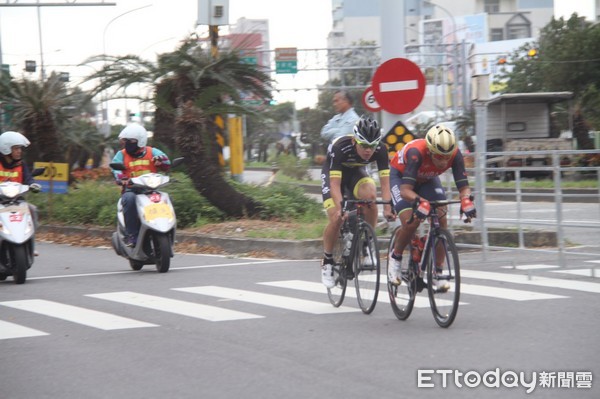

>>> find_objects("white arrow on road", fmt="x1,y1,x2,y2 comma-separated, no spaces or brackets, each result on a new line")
380,79,419,92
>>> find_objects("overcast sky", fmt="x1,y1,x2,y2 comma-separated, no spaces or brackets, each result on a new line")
0,0,333,108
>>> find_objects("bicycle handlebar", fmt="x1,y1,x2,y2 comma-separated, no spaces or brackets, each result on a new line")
407,197,467,225
340,199,393,217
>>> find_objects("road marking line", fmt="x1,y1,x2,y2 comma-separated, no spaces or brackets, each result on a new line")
550,268,600,278
87,292,263,322
257,280,462,307
174,286,358,314
380,80,418,92
461,269,600,294
27,260,282,281
0,299,157,330
0,320,49,340
501,264,559,270
460,283,567,301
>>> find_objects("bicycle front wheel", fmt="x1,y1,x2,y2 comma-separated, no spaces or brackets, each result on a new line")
386,227,417,320
327,230,347,307
353,222,380,314
426,228,460,328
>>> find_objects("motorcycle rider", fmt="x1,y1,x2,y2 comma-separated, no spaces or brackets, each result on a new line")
0,131,41,228
111,123,171,247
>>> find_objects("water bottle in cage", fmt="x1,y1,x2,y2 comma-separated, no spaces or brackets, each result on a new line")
411,234,425,262
342,231,353,256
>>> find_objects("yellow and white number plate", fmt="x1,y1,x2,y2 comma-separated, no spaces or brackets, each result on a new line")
143,203,173,221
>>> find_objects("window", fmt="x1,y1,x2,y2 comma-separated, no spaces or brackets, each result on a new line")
490,28,504,41
507,122,526,132
484,0,500,13
507,24,531,39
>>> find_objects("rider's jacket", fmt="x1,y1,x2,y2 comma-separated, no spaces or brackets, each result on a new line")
0,163,23,182
390,139,468,189
0,157,33,184
121,147,158,178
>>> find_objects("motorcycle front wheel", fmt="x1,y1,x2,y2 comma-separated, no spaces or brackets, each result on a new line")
10,244,29,284
152,234,171,273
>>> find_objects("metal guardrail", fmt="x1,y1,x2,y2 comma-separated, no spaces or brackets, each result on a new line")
443,149,600,268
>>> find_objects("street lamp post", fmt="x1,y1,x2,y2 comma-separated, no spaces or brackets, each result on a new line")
101,4,152,136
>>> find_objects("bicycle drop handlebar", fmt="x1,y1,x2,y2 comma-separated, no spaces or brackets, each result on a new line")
340,199,393,217
407,197,467,225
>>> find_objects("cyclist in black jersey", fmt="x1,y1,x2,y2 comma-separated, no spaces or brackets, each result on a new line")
320,116,394,288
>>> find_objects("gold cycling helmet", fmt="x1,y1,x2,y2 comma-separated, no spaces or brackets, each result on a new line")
425,124,457,156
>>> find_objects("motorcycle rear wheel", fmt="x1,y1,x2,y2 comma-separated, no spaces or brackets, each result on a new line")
129,259,144,271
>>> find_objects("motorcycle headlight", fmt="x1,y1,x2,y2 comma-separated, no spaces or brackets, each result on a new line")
141,174,163,189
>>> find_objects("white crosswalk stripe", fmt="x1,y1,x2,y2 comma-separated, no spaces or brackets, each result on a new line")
173,285,358,314
258,280,461,307
0,299,156,330
86,291,263,321
0,320,48,340
461,269,600,294
1,267,598,341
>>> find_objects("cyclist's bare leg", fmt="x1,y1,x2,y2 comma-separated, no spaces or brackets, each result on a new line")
392,209,420,255
435,206,448,268
355,180,378,228
323,207,343,254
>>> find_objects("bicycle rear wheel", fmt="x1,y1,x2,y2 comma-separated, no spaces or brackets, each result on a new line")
353,222,380,314
327,230,347,307
426,228,460,328
386,227,417,320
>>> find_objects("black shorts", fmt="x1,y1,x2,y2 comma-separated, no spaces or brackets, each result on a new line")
321,165,374,210
389,167,447,214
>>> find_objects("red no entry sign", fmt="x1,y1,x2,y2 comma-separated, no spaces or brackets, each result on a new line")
371,58,426,115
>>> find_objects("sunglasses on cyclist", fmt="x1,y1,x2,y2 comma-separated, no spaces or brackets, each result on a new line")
356,140,379,149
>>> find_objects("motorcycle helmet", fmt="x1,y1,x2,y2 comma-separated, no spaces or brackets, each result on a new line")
0,131,31,156
118,123,148,148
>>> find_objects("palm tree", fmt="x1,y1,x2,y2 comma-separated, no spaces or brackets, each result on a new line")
0,72,70,163
84,36,273,217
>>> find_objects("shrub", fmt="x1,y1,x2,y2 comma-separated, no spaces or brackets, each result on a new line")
276,154,311,180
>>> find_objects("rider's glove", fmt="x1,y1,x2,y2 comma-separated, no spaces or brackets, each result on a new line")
29,183,42,193
461,196,476,219
414,198,431,221
152,155,168,166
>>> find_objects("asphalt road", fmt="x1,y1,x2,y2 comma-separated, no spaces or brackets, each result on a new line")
1,243,599,399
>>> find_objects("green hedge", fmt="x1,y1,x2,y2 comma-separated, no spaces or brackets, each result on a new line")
28,172,322,228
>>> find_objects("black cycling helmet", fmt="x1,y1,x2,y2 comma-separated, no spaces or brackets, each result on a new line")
353,116,381,146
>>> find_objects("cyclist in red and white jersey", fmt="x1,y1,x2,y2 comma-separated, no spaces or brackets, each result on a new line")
387,124,476,289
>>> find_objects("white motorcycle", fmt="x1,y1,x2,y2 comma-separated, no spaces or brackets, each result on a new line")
110,158,183,273
0,168,45,284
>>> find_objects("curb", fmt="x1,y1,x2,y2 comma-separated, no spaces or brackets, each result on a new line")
38,225,557,260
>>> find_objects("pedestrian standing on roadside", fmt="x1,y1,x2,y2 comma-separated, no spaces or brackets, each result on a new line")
320,90,360,142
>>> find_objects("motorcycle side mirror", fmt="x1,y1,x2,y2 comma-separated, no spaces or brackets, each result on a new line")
32,167,46,177
171,157,185,169
110,162,127,171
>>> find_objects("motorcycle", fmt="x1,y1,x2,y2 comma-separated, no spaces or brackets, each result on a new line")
110,158,183,273
0,167,45,284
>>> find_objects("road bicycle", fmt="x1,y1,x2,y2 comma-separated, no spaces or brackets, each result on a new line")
386,199,463,328
327,199,391,314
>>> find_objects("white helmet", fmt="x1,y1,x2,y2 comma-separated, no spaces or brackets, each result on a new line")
425,124,457,156
0,131,31,155
118,123,148,147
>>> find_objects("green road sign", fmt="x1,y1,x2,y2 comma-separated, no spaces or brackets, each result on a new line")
276,60,297,74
